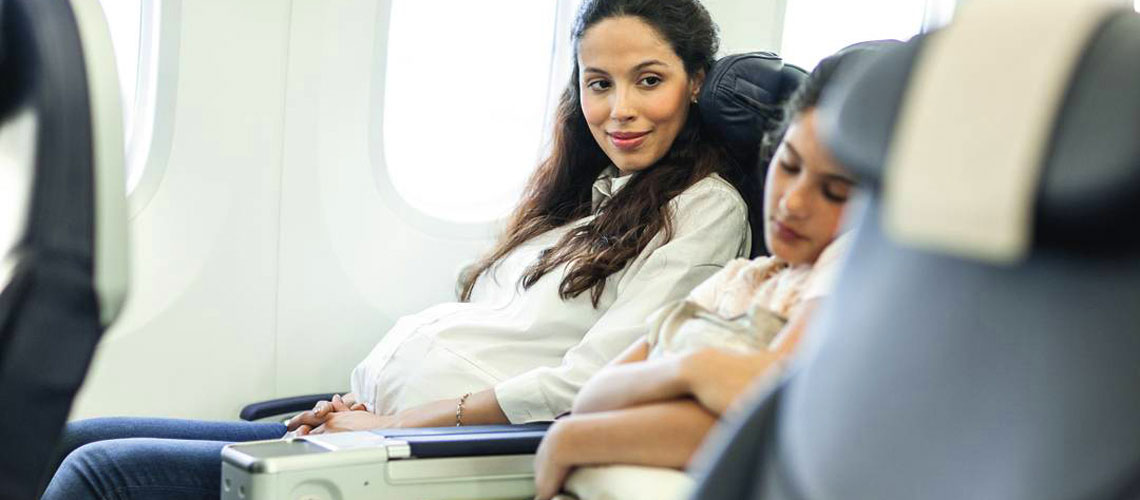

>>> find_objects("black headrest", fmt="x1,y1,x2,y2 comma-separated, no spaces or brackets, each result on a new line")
820,13,1140,253
698,52,806,257
698,52,807,173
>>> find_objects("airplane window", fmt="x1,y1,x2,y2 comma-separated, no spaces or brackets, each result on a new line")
780,0,929,70
97,0,158,193
99,0,142,130
382,0,560,223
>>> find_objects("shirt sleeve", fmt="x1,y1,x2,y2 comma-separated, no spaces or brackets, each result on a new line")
801,232,854,302
494,178,751,423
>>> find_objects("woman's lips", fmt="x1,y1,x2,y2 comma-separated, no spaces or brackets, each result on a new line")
773,220,807,243
609,131,650,151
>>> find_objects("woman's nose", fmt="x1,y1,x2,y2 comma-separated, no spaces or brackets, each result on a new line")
609,87,636,122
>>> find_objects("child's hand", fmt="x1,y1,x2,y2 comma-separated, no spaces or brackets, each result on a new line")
532,420,578,500
681,348,783,416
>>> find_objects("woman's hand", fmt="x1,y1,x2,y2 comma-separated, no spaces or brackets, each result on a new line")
308,410,397,435
681,347,783,416
286,393,368,435
533,420,578,500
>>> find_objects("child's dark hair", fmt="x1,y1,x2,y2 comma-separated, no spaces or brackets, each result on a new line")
760,41,903,164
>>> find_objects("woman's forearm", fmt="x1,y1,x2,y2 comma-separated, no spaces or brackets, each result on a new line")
552,399,718,470
571,356,691,414
396,389,509,428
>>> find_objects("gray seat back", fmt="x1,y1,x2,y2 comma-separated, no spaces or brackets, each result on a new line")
692,5,1140,500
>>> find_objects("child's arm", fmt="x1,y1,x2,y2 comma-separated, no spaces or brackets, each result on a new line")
571,338,691,414
534,400,718,500
683,300,818,416
572,300,818,416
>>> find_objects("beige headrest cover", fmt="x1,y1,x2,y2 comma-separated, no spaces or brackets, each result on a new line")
883,0,1121,263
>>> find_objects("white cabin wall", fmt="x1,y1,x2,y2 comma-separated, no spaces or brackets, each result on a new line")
73,0,293,419
705,0,788,55
271,0,493,398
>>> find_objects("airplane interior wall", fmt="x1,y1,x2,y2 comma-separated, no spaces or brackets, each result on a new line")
70,0,788,421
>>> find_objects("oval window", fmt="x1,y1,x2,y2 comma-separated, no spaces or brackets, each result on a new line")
382,0,559,223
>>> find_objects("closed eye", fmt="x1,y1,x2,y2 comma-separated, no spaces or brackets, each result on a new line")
822,180,851,203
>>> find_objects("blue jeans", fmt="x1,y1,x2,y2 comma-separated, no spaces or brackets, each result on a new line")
42,417,286,499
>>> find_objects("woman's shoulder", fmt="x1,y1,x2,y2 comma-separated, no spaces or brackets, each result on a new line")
671,173,748,214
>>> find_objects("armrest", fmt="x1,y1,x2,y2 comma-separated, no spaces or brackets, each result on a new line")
239,393,342,421
374,423,552,458
221,424,553,500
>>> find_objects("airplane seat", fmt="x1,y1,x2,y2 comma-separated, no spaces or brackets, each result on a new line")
0,0,128,497
691,2,1140,499
221,51,806,500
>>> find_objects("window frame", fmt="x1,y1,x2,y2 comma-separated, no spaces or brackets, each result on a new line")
97,0,182,217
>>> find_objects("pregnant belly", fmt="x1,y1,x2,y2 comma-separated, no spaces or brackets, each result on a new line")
371,335,503,415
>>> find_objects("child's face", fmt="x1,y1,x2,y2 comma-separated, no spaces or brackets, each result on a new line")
577,16,702,175
763,110,855,266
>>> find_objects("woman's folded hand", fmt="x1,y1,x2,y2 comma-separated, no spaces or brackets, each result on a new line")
308,410,396,435
286,393,369,436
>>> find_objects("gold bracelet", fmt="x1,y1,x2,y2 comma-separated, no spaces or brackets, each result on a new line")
455,392,472,427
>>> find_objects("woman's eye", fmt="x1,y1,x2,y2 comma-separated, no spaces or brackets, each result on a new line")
587,80,611,92
639,76,662,87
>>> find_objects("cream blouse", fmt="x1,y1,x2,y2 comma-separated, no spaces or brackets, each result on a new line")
350,168,750,423
646,234,852,358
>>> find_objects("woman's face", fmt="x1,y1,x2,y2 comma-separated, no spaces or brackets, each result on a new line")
577,16,702,175
763,109,855,266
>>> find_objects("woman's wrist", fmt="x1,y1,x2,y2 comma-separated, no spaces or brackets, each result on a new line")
395,389,510,429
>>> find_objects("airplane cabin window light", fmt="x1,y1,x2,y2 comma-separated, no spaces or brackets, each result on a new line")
98,0,141,132
383,0,559,224
780,0,928,71
97,0,157,193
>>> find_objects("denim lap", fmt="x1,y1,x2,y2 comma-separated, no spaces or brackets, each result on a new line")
42,417,286,500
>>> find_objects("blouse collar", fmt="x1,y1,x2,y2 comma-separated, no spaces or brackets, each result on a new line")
591,166,635,212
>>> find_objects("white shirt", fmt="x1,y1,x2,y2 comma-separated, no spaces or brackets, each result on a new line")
350,169,750,423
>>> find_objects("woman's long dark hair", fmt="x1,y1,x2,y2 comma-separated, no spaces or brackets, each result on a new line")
458,0,732,306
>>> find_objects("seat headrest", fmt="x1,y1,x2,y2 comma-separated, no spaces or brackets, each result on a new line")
698,52,806,172
820,9,1140,255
